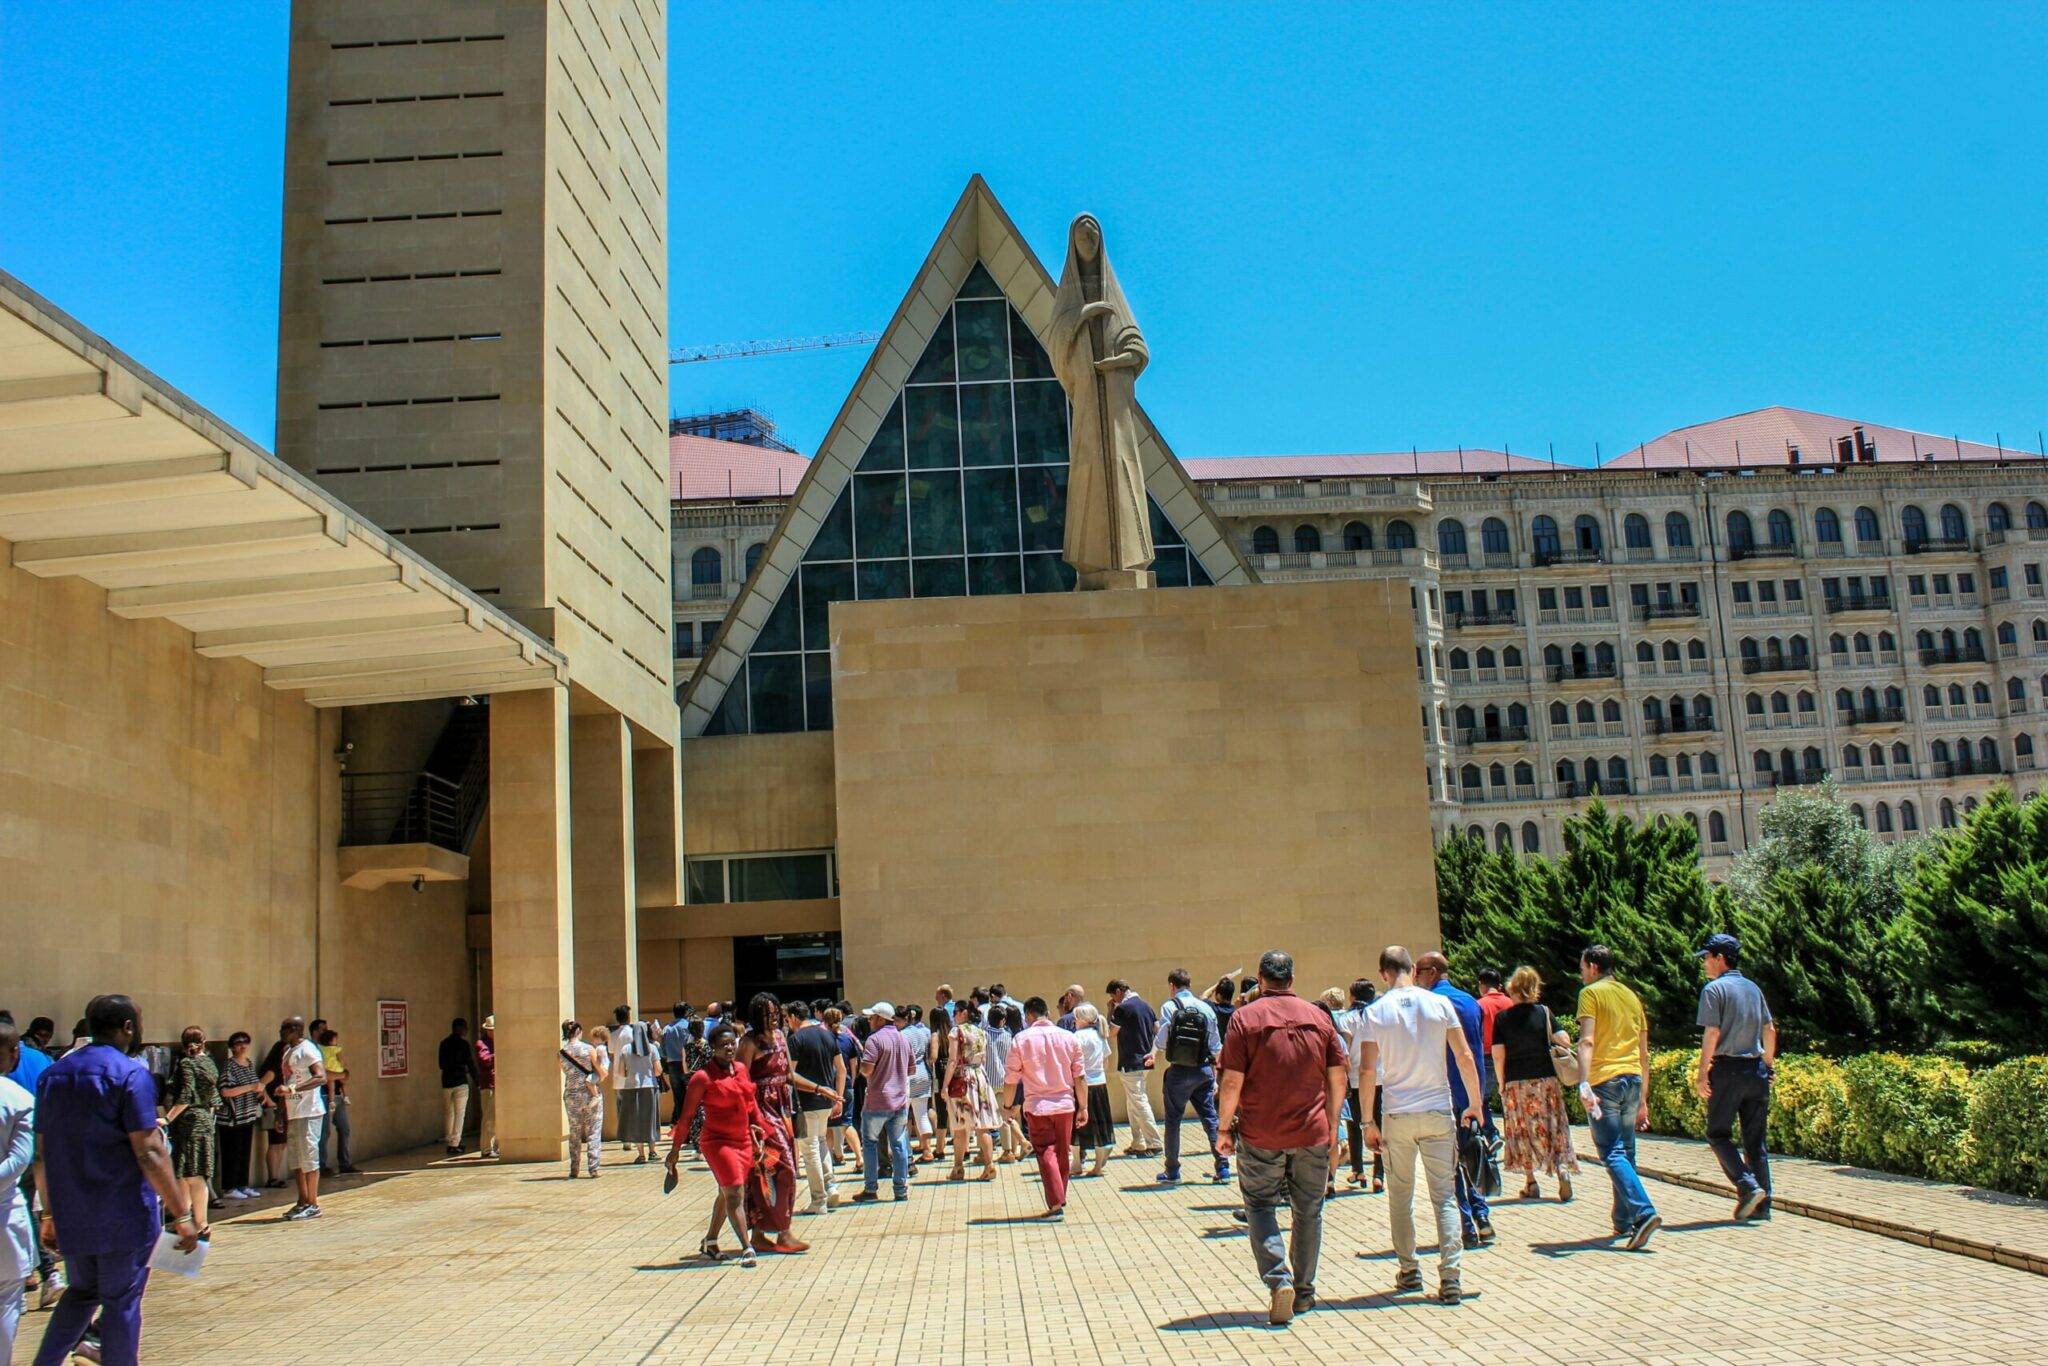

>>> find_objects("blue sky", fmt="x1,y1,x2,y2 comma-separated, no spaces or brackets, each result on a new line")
3,4,2042,464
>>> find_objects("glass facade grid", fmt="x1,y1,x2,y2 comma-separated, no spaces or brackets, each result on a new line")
709,262,1211,735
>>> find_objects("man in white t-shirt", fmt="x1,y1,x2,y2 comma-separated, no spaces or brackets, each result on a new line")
1355,946,1482,1305
277,1016,329,1222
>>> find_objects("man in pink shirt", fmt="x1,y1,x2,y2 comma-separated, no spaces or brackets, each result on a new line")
1004,996,1087,1219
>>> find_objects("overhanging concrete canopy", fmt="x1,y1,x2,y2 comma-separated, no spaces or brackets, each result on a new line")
0,270,566,706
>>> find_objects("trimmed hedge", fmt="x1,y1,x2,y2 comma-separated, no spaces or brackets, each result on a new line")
1621,1049,2044,1198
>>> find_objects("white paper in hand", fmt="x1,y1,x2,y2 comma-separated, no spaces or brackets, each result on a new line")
150,1229,210,1278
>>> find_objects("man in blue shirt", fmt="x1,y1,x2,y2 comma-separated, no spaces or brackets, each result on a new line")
32,995,200,1366
1148,968,1228,1185
1693,933,1777,1221
1415,953,1492,1245
659,1002,693,1127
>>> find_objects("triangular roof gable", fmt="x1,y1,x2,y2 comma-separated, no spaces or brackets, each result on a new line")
678,175,1254,736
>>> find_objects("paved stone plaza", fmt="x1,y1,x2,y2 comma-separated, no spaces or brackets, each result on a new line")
69,1141,2048,1365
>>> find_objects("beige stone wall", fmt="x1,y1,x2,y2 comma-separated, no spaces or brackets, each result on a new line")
0,556,470,1160
832,581,1440,1010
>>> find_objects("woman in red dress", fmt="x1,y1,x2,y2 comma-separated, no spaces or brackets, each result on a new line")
737,993,808,1254
667,1025,761,1264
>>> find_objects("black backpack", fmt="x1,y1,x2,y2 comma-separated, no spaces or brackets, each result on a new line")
1163,1002,1210,1067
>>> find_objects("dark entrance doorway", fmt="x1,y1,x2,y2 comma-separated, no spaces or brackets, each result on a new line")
733,932,843,1008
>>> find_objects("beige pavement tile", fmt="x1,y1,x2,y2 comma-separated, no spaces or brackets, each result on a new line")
22,1141,2048,1365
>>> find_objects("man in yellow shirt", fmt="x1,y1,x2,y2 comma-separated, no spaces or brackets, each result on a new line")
1574,945,1659,1250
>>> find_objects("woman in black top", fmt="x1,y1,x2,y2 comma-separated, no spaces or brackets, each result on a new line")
1488,966,1580,1201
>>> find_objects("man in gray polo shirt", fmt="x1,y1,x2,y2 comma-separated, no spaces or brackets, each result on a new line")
1692,933,1777,1221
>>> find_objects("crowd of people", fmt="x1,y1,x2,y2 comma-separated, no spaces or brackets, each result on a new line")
630,932,1776,1326
0,933,1778,1359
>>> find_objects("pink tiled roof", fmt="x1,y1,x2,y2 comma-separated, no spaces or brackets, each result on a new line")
1183,450,1560,481
1601,406,2035,471
669,432,811,501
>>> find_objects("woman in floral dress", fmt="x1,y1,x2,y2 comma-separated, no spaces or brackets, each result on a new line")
559,1020,606,1178
737,994,807,1254
943,1010,1000,1181
1489,966,1579,1201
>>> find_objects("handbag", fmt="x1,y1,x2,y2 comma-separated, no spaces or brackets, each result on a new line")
1546,1005,1582,1089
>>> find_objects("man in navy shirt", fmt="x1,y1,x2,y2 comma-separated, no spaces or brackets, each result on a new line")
1415,953,1493,1245
32,995,199,1366
659,1002,693,1126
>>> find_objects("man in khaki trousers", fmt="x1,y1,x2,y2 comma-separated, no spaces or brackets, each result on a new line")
1105,980,1163,1154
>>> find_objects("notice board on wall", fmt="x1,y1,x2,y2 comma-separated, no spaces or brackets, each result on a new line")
377,1000,408,1078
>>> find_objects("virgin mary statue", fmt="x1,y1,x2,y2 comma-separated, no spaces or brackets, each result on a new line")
1048,213,1154,588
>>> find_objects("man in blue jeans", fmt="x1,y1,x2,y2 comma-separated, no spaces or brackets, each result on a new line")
852,1003,914,1203
1416,952,1492,1245
1575,945,1661,1250
1693,933,1777,1221
1149,968,1228,1184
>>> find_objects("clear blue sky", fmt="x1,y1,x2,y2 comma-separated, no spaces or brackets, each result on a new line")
4,4,2043,465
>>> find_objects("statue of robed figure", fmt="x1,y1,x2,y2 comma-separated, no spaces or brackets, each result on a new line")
1048,213,1155,589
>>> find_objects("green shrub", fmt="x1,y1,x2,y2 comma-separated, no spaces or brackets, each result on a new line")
1928,1039,2006,1068
1966,1057,2048,1198
1764,1055,1851,1163
1840,1053,1973,1180
1643,1049,1705,1137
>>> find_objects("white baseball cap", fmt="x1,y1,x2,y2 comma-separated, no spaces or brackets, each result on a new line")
864,1001,895,1018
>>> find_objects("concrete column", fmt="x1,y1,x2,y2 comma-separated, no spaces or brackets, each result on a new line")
488,687,574,1162
633,739,683,909
571,712,638,1038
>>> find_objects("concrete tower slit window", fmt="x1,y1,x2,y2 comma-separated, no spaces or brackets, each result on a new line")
706,261,1216,736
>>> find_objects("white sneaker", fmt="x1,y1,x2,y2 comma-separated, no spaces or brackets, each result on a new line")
38,1274,65,1309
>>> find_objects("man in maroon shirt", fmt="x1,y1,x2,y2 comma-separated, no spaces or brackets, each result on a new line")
1216,950,1347,1327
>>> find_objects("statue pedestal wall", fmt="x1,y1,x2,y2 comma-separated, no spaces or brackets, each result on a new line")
831,579,1439,1024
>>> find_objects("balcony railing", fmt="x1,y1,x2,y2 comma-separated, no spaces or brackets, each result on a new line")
341,771,474,853
1730,542,1798,561
1768,768,1828,788
1457,725,1530,746
1930,757,2006,779
690,580,729,600
1985,527,2048,546
1533,547,1604,568
1638,601,1702,622
1919,646,1988,667
1824,593,1893,615
1458,784,1541,804
1905,536,1974,555
1449,608,1517,629
1644,715,1717,736
1840,706,1906,727
1548,662,1620,683
1556,779,1630,799
1741,654,1814,675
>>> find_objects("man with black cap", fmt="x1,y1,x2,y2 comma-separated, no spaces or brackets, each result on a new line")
1694,933,1777,1220
1215,950,1346,1326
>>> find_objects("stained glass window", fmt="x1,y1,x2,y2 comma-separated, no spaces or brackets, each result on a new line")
708,262,1213,734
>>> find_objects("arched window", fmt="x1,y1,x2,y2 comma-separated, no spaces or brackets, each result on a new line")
1503,645,1523,668
1708,811,1727,843
2018,734,2035,760
1798,690,1817,714
1878,630,1897,652
1850,803,1867,829
1965,627,1984,653
1988,502,2012,533
1694,694,1714,722
1753,749,1774,773
1980,737,2000,767
1454,704,1476,730
1438,519,1468,556
1602,698,1622,723
1252,525,1280,555
1508,703,1528,728
1649,754,1670,778
1607,756,1629,785
1801,746,1823,772
743,542,766,577
1842,745,1863,769
1624,513,1651,550
1701,752,1720,775
1767,509,1794,547
1342,521,1371,551
1574,515,1603,554
1940,503,1968,542
1489,763,1508,790
2031,502,2048,531
1940,798,1957,828
1575,699,1595,723
1531,516,1560,558
1386,519,1416,549
1665,511,1693,549
1901,505,1928,546
1468,824,1486,842
1973,680,1992,704
1481,517,1510,555
2036,620,2048,643
1829,633,1848,657
1916,629,1935,652
1594,641,1617,668
1854,506,1882,543
2000,622,2019,647
690,546,723,586
1544,644,1564,669
1494,823,1512,854
2009,677,2025,702
1931,738,1951,763
1556,758,1577,785
1688,639,1708,662
1475,647,1497,670
1900,800,1918,831
1662,640,1681,663
1745,694,1765,717
1460,763,1481,791
1549,701,1568,726
1293,524,1322,553
1448,648,1470,671
1514,761,1534,785
1637,641,1656,664
1521,821,1540,854
1769,691,1790,715
1726,510,1754,551
1815,507,1841,543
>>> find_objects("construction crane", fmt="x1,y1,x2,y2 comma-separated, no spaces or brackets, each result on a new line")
669,331,881,365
